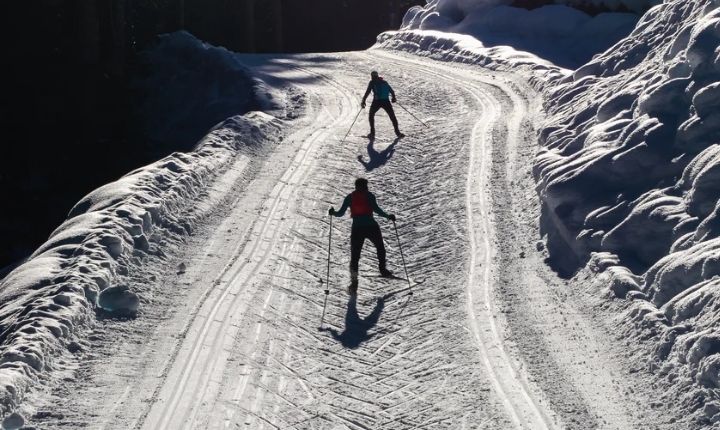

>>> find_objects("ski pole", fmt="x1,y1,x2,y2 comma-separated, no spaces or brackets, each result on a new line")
340,107,364,145
392,220,413,295
396,101,429,128
320,213,333,328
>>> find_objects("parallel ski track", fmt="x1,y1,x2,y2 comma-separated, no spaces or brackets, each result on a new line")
370,50,559,429
212,53,501,429
138,64,358,430
139,51,557,430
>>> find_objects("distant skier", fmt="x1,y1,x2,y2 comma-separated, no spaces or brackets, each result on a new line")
361,71,404,139
329,178,395,295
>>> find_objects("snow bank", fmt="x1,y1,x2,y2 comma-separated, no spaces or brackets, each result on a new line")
0,31,284,417
376,29,568,90
133,31,264,152
533,0,720,424
386,0,720,424
399,0,641,67
0,112,279,417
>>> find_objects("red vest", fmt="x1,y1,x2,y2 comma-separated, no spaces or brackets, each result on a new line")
350,191,372,217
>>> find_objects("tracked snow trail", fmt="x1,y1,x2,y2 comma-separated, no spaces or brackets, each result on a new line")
134,50,559,429
29,50,650,429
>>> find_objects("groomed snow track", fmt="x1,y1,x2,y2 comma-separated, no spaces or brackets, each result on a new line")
30,50,650,429
134,50,558,430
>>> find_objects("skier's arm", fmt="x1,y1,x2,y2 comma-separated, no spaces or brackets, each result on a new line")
369,193,391,219
333,195,352,217
388,83,396,100
361,82,372,106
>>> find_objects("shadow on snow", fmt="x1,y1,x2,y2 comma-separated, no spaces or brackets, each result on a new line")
357,136,400,172
321,295,385,349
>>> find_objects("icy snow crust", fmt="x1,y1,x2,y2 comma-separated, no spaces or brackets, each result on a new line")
0,34,280,416
383,0,720,425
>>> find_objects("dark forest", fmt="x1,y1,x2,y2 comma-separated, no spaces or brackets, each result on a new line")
0,0,423,272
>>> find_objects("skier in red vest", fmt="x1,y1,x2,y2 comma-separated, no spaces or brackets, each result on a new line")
329,178,395,295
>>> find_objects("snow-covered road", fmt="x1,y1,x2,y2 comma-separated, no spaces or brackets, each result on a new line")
30,50,662,429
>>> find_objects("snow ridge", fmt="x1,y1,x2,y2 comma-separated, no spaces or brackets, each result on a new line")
375,29,568,91
399,0,641,67
536,0,720,424
381,0,720,426
0,112,280,416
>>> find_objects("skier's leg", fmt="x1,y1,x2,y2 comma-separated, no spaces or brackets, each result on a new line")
368,223,389,275
350,227,365,286
382,101,402,135
368,102,381,136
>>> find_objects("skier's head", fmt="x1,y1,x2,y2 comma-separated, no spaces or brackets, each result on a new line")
355,177,369,191
370,71,379,80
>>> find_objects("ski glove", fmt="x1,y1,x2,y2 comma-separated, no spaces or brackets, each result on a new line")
361,101,366,109
391,97,397,103
388,214,396,221
329,207,335,216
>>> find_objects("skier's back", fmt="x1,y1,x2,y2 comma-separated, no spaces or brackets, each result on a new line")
361,71,404,139
329,178,395,295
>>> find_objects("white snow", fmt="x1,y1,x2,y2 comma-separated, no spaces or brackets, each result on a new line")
379,0,720,426
399,0,642,67
7,0,720,427
1,412,24,430
133,31,284,151
0,49,280,416
376,29,568,89
531,0,720,425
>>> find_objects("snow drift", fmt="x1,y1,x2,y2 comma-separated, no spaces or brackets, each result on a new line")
382,0,720,425
534,0,720,423
133,31,261,153
400,0,645,67
0,32,283,418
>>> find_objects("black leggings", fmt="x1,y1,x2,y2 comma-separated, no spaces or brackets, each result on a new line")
369,100,400,134
350,223,387,275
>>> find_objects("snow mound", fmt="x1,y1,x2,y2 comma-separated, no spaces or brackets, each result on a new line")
386,0,720,424
133,31,264,152
0,111,281,417
1,412,23,430
534,0,720,423
376,29,568,90
398,1,641,67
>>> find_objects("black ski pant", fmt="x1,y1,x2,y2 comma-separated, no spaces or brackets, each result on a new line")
350,222,387,279
369,100,400,135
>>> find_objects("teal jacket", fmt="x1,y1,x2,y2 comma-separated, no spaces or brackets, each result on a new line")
333,191,390,227
363,78,395,102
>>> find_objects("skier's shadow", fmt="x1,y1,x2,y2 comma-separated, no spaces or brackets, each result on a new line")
322,296,384,349
357,137,400,172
